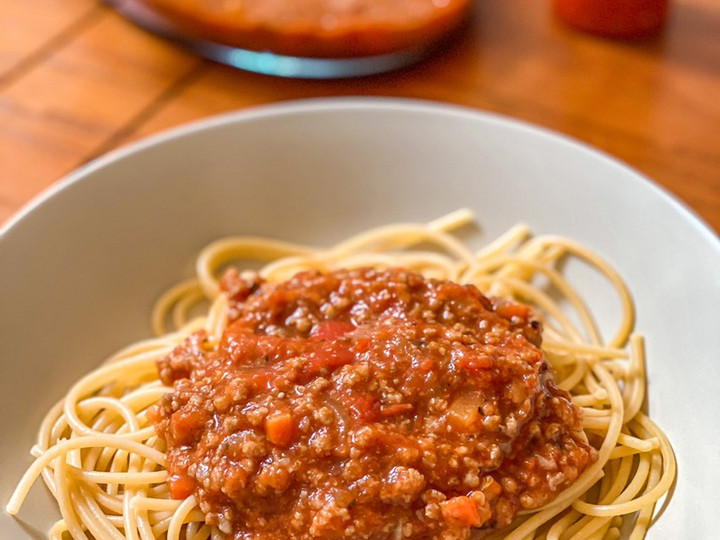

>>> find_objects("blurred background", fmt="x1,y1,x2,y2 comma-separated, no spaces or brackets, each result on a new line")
0,0,718,231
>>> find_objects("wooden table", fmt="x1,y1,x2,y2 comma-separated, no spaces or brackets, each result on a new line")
1,0,718,232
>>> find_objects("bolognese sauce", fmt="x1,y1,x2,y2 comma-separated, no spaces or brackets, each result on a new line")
150,268,595,539
137,0,473,58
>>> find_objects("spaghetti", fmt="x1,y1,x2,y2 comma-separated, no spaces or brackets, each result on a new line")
6,210,675,539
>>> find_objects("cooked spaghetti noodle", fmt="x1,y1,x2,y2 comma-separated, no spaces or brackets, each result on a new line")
6,209,675,539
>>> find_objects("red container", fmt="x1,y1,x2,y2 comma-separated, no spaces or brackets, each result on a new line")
553,0,669,38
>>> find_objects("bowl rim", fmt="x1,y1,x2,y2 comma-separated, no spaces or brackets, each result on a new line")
2,97,717,250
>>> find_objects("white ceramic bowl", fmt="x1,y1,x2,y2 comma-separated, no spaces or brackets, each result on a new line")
1,98,718,539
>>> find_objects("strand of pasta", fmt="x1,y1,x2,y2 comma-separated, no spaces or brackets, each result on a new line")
151,279,204,337
473,223,531,260
167,496,200,540
571,416,675,518
63,353,171,437
515,236,634,349
627,439,663,540
569,455,651,539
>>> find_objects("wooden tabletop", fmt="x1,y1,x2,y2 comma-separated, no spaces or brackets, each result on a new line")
1,0,718,233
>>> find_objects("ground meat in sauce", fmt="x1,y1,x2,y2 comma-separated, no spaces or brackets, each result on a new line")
149,268,595,540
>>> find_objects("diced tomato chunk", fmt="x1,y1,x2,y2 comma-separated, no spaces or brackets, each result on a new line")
412,356,435,372
310,321,355,341
304,343,355,376
354,338,372,353
346,395,378,423
248,368,272,392
168,474,195,500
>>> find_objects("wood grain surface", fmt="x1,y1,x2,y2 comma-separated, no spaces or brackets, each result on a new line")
1,0,718,232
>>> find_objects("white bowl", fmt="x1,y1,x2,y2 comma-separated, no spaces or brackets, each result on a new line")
1,98,718,539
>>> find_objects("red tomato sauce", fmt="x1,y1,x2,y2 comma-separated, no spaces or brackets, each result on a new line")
139,0,474,58
150,268,594,539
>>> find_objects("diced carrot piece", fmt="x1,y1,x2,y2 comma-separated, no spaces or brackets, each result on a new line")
441,496,482,526
170,409,207,444
454,353,493,372
482,477,503,501
249,368,272,392
379,403,414,417
265,411,294,446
